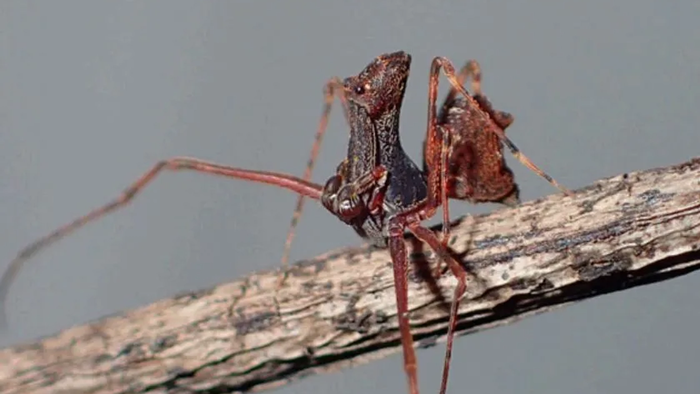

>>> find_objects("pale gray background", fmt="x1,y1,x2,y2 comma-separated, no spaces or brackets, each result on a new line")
1,1,700,393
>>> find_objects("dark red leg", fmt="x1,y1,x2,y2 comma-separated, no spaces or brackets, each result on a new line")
432,60,511,279
429,59,485,249
424,61,456,280
387,209,471,394
424,62,452,250
408,223,468,394
388,220,420,394
0,157,323,310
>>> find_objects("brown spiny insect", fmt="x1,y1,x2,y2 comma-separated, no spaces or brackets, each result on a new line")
283,57,571,279
1,52,571,394
298,52,570,394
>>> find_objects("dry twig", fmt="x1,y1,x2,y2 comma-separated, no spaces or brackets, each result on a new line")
1,157,700,394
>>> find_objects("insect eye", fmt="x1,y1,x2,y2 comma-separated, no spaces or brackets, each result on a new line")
354,85,365,95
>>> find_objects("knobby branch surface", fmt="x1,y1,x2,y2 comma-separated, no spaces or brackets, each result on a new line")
1,158,700,394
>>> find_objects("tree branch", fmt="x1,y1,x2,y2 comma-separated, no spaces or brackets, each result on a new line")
2,157,700,394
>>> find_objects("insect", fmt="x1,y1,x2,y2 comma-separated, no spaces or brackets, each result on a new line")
309,52,570,394
0,52,569,394
312,51,462,394
282,57,571,281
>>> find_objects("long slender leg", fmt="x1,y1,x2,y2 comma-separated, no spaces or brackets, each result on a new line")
408,223,468,394
425,69,459,280
388,221,420,394
279,78,350,272
0,157,324,312
424,60,446,210
435,61,481,250
426,60,489,264
424,60,454,267
433,60,512,278
439,126,451,248
430,56,572,196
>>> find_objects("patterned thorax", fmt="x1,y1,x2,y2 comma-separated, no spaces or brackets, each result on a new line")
338,51,428,245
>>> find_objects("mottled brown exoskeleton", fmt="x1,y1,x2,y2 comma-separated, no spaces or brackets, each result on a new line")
426,60,572,277
282,59,571,271
281,52,572,394
314,51,468,394
0,52,571,394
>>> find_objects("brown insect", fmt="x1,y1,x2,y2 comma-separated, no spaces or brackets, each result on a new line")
282,58,571,280
286,52,570,394
0,52,570,394
311,52,464,394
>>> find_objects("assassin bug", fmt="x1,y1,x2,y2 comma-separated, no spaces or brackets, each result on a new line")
305,52,570,394
281,57,571,281
0,52,570,394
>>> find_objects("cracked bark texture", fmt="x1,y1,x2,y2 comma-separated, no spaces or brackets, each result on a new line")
1,157,700,394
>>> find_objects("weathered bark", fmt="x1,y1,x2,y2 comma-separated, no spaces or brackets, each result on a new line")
1,157,700,394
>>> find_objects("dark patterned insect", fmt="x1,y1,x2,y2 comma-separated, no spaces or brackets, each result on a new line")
291,52,570,394
1,52,571,394
282,57,571,276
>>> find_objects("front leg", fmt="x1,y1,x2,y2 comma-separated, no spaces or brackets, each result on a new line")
321,166,388,223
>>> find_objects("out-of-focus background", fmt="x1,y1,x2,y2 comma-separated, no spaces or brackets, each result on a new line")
2,1,700,393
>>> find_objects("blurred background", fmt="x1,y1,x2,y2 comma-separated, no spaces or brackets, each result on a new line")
1,1,700,393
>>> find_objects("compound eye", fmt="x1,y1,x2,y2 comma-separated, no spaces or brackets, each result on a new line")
354,85,365,95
